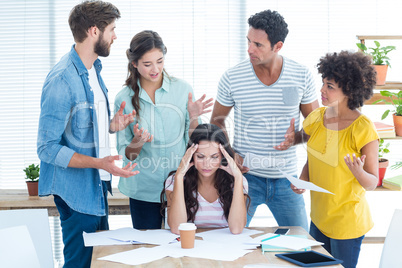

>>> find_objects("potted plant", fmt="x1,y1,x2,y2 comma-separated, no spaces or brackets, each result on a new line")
356,41,396,85
373,90,402,136
378,139,390,187
23,164,40,196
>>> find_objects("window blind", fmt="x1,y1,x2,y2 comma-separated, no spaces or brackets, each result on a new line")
1,1,402,265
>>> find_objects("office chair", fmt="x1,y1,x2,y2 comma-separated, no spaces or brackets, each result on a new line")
379,209,402,268
0,209,54,268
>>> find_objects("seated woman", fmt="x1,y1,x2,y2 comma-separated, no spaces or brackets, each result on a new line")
161,124,249,235
292,51,379,268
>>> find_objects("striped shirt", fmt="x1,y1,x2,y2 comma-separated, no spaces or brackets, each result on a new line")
165,175,248,228
216,57,317,178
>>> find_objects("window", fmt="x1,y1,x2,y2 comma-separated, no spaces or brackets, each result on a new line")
1,1,402,265
0,0,245,189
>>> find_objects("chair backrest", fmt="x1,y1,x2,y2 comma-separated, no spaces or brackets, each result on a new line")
0,209,54,268
379,209,402,268
0,225,41,268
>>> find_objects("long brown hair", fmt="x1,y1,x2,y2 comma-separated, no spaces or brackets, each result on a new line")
161,124,250,223
125,30,167,118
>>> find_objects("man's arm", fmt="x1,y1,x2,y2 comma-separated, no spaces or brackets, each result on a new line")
300,100,319,118
211,101,249,173
210,101,232,135
274,100,319,150
68,153,138,178
295,100,319,143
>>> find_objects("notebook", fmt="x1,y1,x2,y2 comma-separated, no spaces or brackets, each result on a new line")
382,174,402,190
261,235,311,253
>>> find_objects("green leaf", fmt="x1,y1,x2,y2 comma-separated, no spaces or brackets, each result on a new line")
356,43,367,51
380,90,393,97
381,110,391,120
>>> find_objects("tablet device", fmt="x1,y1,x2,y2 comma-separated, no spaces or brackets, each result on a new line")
275,250,343,267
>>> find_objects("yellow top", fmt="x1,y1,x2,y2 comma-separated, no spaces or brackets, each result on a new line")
303,107,378,239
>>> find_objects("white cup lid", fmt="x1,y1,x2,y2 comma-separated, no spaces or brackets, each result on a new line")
178,223,197,231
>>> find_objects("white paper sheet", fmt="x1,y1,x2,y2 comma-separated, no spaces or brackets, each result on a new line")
98,246,169,266
243,152,286,169
251,233,324,251
279,169,334,194
99,240,254,266
83,230,133,247
84,228,178,247
196,227,261,247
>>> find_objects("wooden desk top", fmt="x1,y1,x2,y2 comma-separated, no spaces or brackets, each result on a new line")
91,227,343,268
0,189,129,216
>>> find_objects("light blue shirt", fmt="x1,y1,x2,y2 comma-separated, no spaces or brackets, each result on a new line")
37,45,111,216
115,75,195,202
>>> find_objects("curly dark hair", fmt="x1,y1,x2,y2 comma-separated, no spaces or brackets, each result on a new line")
161,124,250,223
248,10,288,46
317,51,376,110
68,1,120,43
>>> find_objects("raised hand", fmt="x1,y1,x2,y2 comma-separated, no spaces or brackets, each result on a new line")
274,118,295,150
344,153,366,177
187,92,213,118
219,144,242,178
101,155,139,178
132,123,153,146
176,144,198,176
110,101,136,133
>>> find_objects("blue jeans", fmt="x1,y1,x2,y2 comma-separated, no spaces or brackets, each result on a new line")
245,173,308,231
129,198,162,229
310,222,364,268
54,182,109,268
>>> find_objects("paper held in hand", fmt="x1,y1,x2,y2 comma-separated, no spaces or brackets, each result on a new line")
279,169,334,195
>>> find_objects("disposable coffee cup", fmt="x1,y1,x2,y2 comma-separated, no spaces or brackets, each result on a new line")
178,223,197,249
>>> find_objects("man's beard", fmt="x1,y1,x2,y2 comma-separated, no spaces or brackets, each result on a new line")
94,32,111,57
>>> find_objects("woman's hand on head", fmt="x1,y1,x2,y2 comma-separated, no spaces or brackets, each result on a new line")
132,123,153,145
218,144,242,177
177,143,198,177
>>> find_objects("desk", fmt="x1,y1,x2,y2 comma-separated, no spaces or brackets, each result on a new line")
91,227,343,267
0,189,129,216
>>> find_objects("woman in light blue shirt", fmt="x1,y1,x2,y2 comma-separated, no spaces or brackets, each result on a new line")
115,30,212,229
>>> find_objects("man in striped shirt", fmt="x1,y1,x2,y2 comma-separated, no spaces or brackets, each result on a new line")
210,10,318,231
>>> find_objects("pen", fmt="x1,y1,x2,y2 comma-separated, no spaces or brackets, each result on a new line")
261,234,280,242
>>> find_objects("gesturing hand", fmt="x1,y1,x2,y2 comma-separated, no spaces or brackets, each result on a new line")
110,101,136,133
344,153,366,177
132,124,153,146
176,144,198,177
187,92,213,118
274,118,295,150
219,144,242,178
101,155,139,178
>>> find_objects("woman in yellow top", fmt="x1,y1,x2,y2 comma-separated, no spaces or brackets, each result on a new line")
292,51,379,268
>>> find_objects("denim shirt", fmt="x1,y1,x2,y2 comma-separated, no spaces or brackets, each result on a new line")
37,45,111,216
